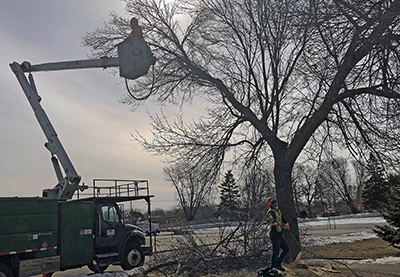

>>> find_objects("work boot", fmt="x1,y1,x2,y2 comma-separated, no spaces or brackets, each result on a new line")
276,265,285,272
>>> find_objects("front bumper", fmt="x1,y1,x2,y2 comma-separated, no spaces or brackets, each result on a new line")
142,246,153,256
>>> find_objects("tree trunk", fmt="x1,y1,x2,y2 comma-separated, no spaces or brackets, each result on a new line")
274,150,301,262
346,198,358,214
307,202,313,218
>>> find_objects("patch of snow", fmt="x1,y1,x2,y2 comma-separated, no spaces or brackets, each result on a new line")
63,272,131,277
299,216,385,226
315,211,381,219
302,231,378,247
336,257,400,265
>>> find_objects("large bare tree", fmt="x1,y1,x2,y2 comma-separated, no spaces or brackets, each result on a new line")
83,0,400,260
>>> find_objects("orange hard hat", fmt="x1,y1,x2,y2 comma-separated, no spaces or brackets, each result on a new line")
266,197,276,207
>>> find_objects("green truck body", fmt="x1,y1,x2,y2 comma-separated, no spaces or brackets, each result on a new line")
0,194,152,277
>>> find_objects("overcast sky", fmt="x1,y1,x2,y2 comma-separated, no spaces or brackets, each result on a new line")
0,0,185,210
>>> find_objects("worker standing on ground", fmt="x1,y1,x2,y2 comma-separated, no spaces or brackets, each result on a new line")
266,197,290,272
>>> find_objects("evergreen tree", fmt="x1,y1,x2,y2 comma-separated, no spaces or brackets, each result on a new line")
362,153,389,212
218,170,240,220
374,175,400,249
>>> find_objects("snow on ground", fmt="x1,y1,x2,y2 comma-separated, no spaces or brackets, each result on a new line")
298,212,385,227
301,231,379,247
65,274,129,277
300,212,385,246
338,256,400,265
300,213,400,265
299,216,386,226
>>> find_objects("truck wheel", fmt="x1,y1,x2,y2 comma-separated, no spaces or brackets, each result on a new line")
0,263,13,277
121,243,144,270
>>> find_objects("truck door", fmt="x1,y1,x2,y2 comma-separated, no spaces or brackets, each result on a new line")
59,201,94,269
96,204,125,250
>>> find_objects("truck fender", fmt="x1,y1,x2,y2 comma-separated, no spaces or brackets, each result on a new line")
122,231,145,249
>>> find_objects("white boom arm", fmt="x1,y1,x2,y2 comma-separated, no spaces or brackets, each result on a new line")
10,36,155,199
10,62,82,199
20,56,119,72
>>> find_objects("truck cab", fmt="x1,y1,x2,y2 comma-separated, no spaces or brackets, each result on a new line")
61,179,154,273
90,197,150,271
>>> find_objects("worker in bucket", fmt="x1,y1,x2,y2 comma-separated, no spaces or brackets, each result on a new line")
129,17,156,66
266,197,289,272
130,17,143,38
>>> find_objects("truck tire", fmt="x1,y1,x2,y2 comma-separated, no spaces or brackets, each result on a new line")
0,263,13,277
121,243,144,270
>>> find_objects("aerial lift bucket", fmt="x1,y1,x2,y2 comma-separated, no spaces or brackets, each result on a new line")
117,37,155,80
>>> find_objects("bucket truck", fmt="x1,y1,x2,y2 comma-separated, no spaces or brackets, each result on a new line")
0,35,156,277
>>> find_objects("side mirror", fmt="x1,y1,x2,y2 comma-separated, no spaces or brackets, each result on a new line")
119,204,125,224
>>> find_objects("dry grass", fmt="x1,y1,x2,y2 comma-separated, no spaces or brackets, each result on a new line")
306,238,400,259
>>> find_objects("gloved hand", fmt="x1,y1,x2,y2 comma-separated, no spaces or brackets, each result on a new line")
283,222,289,230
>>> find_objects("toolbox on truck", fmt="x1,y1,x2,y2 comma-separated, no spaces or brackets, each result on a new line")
0,197,58,258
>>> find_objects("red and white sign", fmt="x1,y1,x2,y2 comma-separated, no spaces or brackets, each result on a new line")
328,205,335,213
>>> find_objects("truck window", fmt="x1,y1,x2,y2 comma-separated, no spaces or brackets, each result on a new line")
101,205,120,223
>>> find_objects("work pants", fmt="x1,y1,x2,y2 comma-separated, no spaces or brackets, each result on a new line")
270,233,289,268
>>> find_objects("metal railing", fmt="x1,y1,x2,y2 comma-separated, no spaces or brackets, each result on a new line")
75,179,150,199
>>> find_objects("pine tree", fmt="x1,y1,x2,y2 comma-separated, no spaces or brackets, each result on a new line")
374,174,400,248
362,153,389,212
218,170,240,220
